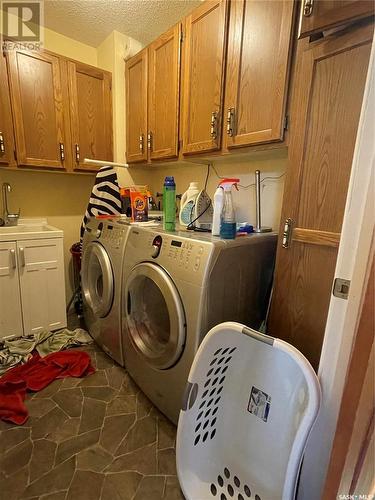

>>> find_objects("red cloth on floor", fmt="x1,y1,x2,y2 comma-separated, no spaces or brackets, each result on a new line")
0,350,95,425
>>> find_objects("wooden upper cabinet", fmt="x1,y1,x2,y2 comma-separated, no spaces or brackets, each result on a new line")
0,53,15,168
68,61,113,171
223,0,295,149
299,0,374,38
182,0,228,155
148,24,181,161
7,49,71,170
126,49,148,163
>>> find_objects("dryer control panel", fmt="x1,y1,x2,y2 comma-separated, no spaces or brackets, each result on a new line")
139,230,214,282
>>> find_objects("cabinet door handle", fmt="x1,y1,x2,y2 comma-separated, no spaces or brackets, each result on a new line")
139,134,144,152
226,108,235,137
282,218,293,249
59,142,65,161
10,249,16,269
147,131,153,151
303,0,314,16
0,132,5,154
19,247,25,267
75,143,80,162
210,111,218,140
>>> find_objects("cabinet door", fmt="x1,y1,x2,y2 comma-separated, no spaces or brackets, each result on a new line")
0,52,16,168
68,61,113,171
0,242,23,337
268,22,373,369
182,0,228,155
125,49,148,163
224,0,294,149
148,24,181,161
299,0,374,38
7,50,71,170
18,238,66,334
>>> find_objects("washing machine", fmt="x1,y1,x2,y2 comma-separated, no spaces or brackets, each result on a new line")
121,226,277,423
81,218,131,366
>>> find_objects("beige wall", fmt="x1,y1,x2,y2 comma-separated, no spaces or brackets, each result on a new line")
142,150,287,230
0,26,98,302
0,20,146,304
1,17,287,305
0,169,95,302
44,28,97,66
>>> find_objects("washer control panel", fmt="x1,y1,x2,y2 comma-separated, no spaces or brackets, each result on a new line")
100,224,126,249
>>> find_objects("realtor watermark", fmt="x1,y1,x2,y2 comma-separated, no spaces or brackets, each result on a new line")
1,0,44,51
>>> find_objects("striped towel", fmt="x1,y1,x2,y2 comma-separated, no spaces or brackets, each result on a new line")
80,166,122,244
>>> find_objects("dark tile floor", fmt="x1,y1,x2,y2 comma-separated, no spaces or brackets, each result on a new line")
0,343,184,500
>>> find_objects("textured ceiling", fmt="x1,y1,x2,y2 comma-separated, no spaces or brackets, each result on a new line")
44,0,201,47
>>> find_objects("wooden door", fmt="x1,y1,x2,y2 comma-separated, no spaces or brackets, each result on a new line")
18,238,66,334
125,49,148,163
68,61,113,172
7,49,71,170
182,0,228,155
148,24,181,161
0,52,15,168
299,0,374,38
0,241,23,337
224,0,295,149
268,21,373,369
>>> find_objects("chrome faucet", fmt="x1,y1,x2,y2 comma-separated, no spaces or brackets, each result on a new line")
2,183,20,226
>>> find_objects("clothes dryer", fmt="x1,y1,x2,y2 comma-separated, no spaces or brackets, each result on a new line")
121,227,276,423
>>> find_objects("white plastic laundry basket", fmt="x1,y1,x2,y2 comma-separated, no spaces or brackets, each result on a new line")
176,322,321,500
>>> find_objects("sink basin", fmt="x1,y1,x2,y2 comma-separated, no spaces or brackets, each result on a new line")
0,219,63,241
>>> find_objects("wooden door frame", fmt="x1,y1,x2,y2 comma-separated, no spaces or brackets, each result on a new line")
297,39,375,499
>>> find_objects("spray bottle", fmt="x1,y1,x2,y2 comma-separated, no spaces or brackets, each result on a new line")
219,178,239,239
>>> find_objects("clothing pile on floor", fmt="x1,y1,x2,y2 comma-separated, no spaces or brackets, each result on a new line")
0,328,93,375
0,350,95,424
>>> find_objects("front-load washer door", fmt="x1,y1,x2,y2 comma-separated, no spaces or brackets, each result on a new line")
82,242,114,318
125,262,186,369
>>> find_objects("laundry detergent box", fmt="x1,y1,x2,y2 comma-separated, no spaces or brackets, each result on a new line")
120,186,148,222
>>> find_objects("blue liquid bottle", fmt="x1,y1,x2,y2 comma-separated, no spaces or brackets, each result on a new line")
219,179,239,240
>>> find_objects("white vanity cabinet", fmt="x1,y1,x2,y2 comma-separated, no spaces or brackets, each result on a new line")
0,220,67,338
0,241,23,337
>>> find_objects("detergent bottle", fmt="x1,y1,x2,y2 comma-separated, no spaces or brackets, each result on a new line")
163,176,176,231
219,178,239,239
179,182,200,226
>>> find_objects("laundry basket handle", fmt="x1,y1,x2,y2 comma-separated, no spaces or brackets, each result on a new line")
242,326,274,346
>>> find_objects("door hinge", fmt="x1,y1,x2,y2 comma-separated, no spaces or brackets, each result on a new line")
180,31,184,43
284,115,289,131
333,278,350,300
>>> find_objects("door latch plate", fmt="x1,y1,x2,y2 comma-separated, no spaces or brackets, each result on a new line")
333,278,350,299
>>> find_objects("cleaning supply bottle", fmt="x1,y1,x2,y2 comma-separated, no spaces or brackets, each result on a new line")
179,182,200,226
212,185,224,236
163,176,176,231
212,178,239,236
219,178,239,239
